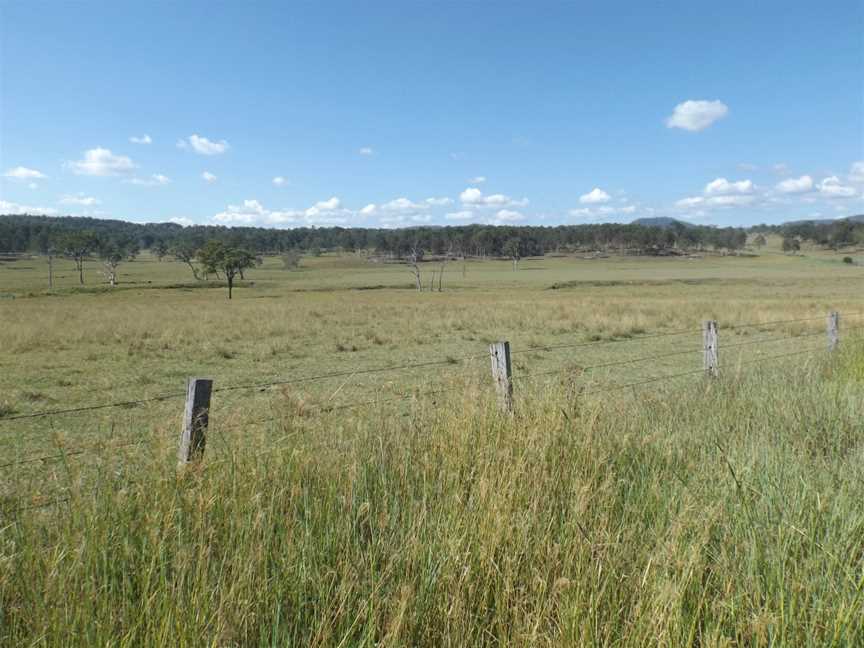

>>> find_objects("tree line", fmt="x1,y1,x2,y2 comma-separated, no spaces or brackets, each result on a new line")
1,213,861,267
0,214,758,258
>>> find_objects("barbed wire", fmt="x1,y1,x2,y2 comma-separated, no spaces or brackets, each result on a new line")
1,311,856,425
0,339,842,516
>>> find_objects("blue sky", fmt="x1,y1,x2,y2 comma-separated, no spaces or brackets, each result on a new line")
1,0,862,228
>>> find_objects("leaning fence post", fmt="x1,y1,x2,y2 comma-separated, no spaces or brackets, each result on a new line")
827,311,840,351
703,320,719,377
489,341,513,413
177,377,213,464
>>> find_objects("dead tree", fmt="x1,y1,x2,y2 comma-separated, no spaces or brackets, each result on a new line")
406,246,423,292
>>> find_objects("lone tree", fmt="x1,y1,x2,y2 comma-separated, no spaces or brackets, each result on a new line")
197,241,256,299
782,236,801,255
152,239,168,262
170,240,201,280
282,249,302,270
99,241,129,287
59,231,99,284
753,233,767,250
502,237,523,271
406,245,424,291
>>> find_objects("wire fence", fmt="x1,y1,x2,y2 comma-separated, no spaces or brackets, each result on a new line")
1,310,859,514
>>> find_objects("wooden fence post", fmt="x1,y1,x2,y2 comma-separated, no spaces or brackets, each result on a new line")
489,341,513,413
177,377,213,464
703,320,719,377
827,311,839,351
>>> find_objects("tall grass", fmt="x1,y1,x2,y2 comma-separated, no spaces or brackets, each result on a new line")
2,344,862,646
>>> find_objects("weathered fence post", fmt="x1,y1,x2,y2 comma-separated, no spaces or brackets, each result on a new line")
703,320,719,377
489,341,513,413
177,377,213,464
827,311,839,351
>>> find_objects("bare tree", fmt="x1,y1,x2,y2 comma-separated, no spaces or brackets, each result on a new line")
437,244,454,292
406,246,423,292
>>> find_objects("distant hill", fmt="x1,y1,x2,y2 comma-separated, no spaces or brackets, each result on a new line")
783,214,864,226
630,217,695,229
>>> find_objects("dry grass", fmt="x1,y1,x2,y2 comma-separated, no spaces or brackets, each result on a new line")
0,249,862,645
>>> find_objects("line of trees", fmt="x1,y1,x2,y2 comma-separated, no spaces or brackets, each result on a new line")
0,214,760,259
2,214,862,268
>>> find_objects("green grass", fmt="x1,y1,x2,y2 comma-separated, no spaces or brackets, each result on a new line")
1,246,863,645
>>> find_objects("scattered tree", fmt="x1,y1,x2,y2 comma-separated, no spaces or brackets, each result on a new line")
197,241,256,299
59,231,99,284
152,239,168,262
406,246,423,291
99,242,128,287
781,236,801,254
753,233,767,250
170,241,201,280
282,249,302,270
502,237,523,271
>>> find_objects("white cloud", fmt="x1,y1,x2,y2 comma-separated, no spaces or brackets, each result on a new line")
818,176,856,199
169,217,194,227
494,209,524,222
67,147,136,176
4,166,47,180
0,200,58,215
272,176,288,187
579,187,611,204
425,196,453,206
304,197,351,224
737,163,758,172
382,197,424,212
445,210,475,220
459,187,528,208
129,173,171,186
214,199,290,225
59,194,100,206
675,197,705,208
705,195,755,207
775,175,813,194
665,99,728,132
468,176,486,184
676,194,754,208
773,163,789,175
360,203,377,215
202,171,217,183
704,177,754,195
129,134,152,144
849,161,864,184
570,203,639,221
177,134,230,155
359,147,374,156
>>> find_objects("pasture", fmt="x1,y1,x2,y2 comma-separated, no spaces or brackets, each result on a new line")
1,243,863,646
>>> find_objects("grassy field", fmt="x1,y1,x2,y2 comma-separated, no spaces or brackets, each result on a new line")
1,242,863,645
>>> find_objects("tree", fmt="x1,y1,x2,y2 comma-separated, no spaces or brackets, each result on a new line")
406,246,423,291
99,242,128,287
502,237,522,271
197,241,256,299
59,231,99,284
753,233,767,250
152,239,168,262
781,236,801,254
282,249,302,270
170,241,201,280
